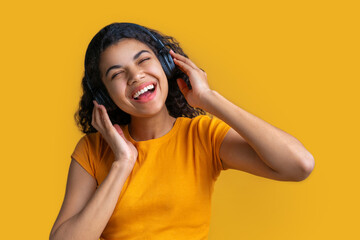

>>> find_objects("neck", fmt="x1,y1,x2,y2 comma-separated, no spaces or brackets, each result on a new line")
128,108,177,141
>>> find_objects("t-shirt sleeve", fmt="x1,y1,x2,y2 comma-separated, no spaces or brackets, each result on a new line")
197,115,232,180
71,135,96,178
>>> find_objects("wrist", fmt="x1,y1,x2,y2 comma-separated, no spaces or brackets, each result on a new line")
199,89,218,112
111,160,132,174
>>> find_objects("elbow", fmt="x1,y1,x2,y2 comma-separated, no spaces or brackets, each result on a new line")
49,229,54,240
49,231,56,240
49,226,59,240
295,154,315,181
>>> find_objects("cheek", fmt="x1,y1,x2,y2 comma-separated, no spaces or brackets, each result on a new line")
147,60,166,77
106,82,126,99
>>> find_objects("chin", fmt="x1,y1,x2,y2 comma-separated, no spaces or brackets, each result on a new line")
133,102,168,118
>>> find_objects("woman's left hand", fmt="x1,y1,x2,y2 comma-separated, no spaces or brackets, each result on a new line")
169,49,212,109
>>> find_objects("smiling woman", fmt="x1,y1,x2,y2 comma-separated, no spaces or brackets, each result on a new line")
49,22,314,240
49,22,234,240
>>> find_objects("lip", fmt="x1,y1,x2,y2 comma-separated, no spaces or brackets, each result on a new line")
132,84,157,103
131,81,157,99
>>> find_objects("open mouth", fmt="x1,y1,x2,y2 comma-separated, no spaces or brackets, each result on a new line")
133,83,157,102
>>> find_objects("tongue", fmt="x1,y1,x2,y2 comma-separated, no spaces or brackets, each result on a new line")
137,91,152,100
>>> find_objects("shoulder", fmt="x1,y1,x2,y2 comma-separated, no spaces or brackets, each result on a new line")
80,131,101,144
77,131,108,152
189,114,226,128
180,114,229,135
182,114,213,125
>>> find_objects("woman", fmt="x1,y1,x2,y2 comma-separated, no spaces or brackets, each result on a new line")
50,22,315,240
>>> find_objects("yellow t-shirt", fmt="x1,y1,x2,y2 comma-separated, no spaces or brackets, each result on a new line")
71,114,231,240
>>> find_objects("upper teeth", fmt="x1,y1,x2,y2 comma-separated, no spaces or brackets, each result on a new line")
133,84,155,99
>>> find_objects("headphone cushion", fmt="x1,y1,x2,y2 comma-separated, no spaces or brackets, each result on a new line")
98,89,118,111
158,52,176,81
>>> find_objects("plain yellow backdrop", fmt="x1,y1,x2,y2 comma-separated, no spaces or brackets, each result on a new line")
0,0,358,239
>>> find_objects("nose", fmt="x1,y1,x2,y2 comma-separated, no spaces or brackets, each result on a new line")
127,65,145,85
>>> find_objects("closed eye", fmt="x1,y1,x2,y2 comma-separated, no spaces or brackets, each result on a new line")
139,57,150,63
111,58,151,80
111,71,124,80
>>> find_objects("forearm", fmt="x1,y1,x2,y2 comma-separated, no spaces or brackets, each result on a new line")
51,161,131,240
202,90,314,176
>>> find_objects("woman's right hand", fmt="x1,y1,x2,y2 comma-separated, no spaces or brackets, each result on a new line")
91,100,138,171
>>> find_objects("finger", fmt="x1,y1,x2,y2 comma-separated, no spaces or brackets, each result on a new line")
98,104,113,131
173,54,198,70
176,78,189,96
169,49,199,70
173,58,194,76
114,124,126,139
93,102,103,130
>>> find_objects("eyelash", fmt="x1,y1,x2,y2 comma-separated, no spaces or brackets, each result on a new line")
111,58,151,79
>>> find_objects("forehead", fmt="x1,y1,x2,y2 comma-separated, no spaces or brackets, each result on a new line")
100,38,154,63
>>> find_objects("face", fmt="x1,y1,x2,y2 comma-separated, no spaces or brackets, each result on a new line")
99,38,169,118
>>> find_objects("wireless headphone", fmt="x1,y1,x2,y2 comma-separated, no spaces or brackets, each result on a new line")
85,22,177,111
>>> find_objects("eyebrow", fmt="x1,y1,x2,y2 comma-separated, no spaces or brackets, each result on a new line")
105,50,151,78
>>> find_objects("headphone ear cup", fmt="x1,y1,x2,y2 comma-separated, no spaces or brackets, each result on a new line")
85,73,117,112
97,89,118,111
93,89,106,106
158,50,176,81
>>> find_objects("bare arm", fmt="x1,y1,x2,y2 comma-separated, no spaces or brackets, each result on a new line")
169,50,314,181
205,90,314,181
50,159,131,240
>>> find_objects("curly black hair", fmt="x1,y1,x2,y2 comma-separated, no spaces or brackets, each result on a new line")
74,22,207,134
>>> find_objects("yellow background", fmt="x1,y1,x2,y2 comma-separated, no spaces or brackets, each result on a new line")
0,0,358,239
